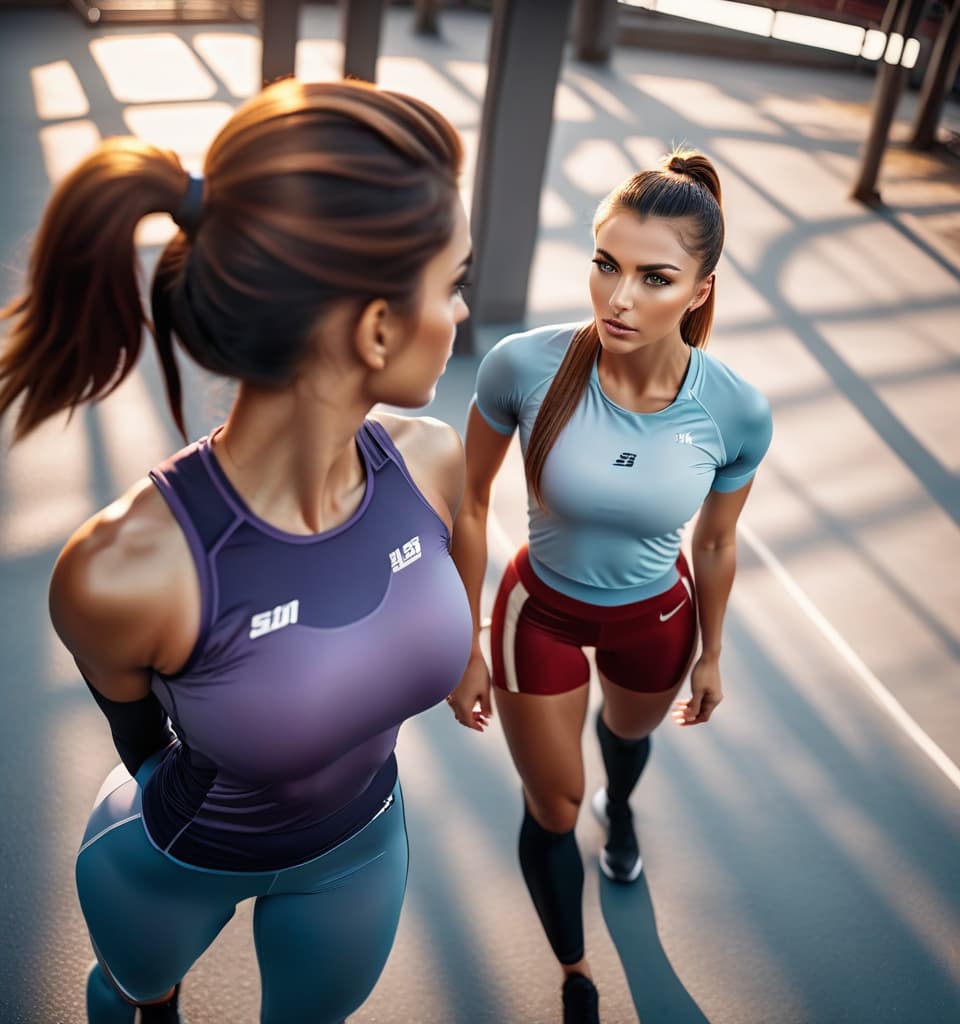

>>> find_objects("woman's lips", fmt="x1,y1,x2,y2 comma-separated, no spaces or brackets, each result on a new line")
602,318,636,336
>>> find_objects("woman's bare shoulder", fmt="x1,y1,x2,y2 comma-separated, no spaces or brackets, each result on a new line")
369,411,464,526
50,477,200,680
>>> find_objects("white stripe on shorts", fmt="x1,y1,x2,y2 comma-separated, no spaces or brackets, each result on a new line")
502,578,531,693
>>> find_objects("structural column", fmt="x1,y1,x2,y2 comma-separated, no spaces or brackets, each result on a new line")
340,0,388,81
851,0,928,203
910,0,960,149
460,0,576,349
573,0,620,63
260,0,301,85
260,0,389,87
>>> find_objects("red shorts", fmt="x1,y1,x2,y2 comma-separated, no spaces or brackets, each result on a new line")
490,547,697,695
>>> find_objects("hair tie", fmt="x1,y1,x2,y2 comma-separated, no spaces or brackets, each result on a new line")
173,172,204,236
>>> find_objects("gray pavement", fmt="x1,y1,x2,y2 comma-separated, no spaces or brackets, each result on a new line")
1,5,959,1023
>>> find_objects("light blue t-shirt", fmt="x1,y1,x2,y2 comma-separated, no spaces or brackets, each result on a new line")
473,323,773,606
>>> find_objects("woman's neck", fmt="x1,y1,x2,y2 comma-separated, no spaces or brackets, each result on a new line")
596,334,691,414
213,380,373,536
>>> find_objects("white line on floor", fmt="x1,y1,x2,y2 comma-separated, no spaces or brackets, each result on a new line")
739,521,960,794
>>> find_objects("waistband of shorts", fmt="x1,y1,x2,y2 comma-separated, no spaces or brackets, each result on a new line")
515,547,690,622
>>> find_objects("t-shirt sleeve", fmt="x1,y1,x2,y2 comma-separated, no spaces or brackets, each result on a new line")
472,333,525,435
712,381,773,493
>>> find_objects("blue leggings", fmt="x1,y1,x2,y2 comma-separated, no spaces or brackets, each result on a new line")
76,756,409,1024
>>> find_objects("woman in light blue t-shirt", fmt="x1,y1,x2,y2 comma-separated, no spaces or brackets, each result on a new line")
448,150,772,1024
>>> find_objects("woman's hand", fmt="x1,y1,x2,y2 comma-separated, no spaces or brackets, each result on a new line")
446,652,493,732
672,654,723,726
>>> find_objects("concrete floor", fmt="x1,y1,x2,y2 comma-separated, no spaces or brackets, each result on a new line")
0,5,958,1023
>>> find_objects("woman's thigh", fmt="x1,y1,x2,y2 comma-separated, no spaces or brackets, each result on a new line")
75,767,247,1003
494,686,590,833
596,564,699,738
254,786,409,1024
597,671,686,740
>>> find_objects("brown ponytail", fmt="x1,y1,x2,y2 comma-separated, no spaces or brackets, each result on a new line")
524,323,599,509
0,139,190,441
524,147,724,507
666,150,722,350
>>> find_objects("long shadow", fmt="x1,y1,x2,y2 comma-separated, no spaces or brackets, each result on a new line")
598,875,711,1024
649,610,960,1022
390,707,527,1022
875,202,960,284
0,545,62,1023
724,243,960,526
755,458,960,659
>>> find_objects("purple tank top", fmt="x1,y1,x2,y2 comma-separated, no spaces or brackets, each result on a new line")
142,420,472,870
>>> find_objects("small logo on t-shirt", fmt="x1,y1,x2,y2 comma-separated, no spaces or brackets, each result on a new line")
613,452,637,467
249,599,300,640
390,535,422,573
675,432,693,445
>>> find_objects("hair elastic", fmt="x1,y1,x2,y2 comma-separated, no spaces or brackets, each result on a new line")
173,172,204,236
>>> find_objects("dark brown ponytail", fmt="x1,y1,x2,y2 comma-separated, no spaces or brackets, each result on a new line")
665,150,723,349
0,139,190,440
524,147,724,507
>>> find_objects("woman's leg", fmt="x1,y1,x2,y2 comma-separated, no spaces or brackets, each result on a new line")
593,565,699,882
76,766,246,1020
254,784,409,1024
495,685,590,970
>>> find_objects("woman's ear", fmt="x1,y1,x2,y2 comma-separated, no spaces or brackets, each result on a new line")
354,298,403,372
688,273,714,313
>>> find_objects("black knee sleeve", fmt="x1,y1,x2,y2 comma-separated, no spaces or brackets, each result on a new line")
596,712,651,806
518,806,584,964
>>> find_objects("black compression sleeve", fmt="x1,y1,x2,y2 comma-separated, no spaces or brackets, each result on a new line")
83,678,176,776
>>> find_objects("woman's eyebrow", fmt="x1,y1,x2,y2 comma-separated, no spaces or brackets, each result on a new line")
594,247,680,272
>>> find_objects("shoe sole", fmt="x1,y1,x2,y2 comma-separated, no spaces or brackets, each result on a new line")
591,788,643,883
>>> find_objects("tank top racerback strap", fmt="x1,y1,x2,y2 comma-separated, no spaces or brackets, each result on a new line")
356,419,395,471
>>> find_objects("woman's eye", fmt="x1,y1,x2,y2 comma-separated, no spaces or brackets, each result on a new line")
452,278,472,297
646,273,669,286
591,259,616,274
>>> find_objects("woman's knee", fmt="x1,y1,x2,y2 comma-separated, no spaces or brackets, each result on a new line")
526,791,583,834
599,676,682,739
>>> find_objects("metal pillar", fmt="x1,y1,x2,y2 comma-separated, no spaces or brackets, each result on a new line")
850,0,928,204
260,0,389,87
340,0,388,81
573,0,620,63
260,0,301,85
414,0,441,36
459,0,576,349
910,0,960,149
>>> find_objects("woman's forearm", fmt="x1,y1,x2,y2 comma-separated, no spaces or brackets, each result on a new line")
691,539,737,659
451,500,489,656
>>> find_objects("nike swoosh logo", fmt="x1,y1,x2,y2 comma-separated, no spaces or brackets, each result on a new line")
659,599,687,622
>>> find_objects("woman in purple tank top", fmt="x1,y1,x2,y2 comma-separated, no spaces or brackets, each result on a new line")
0,79,473,1023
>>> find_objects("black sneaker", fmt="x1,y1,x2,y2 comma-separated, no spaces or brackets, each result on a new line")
138,984,182,1024
562,972,600,1024
591,788,643,883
